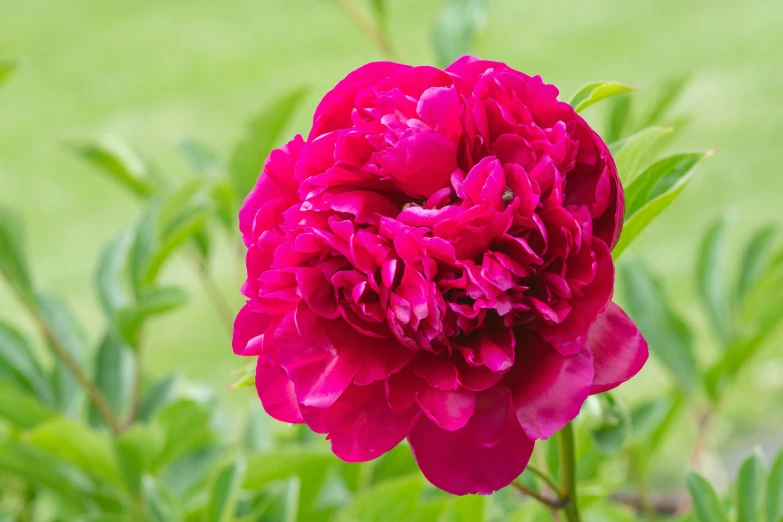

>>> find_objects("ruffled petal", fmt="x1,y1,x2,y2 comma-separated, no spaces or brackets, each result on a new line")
587,302,648,394
301,382,419,462
416,386,476,431
408,413,534,495
232,303,269,356
509,332,594,440
255,357,304,423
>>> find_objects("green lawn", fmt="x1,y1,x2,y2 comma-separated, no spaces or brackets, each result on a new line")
1,0,781,477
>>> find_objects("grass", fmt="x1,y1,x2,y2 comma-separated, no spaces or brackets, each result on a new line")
1,0,781,479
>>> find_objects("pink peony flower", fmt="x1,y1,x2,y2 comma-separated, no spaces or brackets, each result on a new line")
233,56,648,495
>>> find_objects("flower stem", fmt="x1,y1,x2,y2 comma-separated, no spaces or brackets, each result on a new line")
559,423,581,522
511,480,568,509
526,464,561,493
334,0,399,60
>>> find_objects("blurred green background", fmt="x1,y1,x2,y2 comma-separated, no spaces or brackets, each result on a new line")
1,0,781,490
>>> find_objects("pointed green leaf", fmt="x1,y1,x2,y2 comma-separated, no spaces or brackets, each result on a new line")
137,374,179,422
161,446,221,500
737,450,765,522
0,321,54,405
687,471,728,522
95,227,134,316
89,330,135,426
35,291,87,413
154,399,215,467
619,260,698,394
0,441,89,512
0,380,55,429
25,417,123,485
431,0,488,68
639,74,690,128
68,137,155,198
115,423,164,496
611,126,674,185
129,181,211,290
768,449,783,522
614,151,714,257
605,94,632,143
207,458,247,522
569,81,635,113
243,449,333,489
0,206,35,305
629,394,677,444
229,88,308,201
116,286,188,348
335,474,425,522
142,477,182,522
696,216,733,347
736,225,777,303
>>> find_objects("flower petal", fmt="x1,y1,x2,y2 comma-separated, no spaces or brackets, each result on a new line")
255,357,304,423
301,382,419,462
587,302,649,394
408,413,534,495
416,387,476,431
509,332,594,440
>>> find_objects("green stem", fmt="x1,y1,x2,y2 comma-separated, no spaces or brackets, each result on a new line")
526,464,561,493
559,423,581,522
511,480,568,510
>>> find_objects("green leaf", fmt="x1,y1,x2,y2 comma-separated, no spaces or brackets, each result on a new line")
229,88,308,201
154,399,215,467
431,0,488,68
89,330,135,426
0,206,35,304
696,216,733,347
737,450,765,522
639,74,690,128
178,138,222,176
116,286,188,348
768,449,783,522
25,417,123,486
68,137,155,198
619,260,698,394
440,495,486,522
569,81,635,113
161,445,221,500
137,374,179,422
35,291,88,413
0,380,56,429
142,477,182,522
611,126,674,186
0,321,54,405
95,227,134,316
129,181,211,290
629,394,677,443
207,458,247,522
0,58,18,88
334,474,425,522
243,450,334,490
115,424,164,496
605,94,633,143
736,225,777,304
590,393,631,454
0,441,89,512
229,362,255,390
687,471,728,522
614,151,714,257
